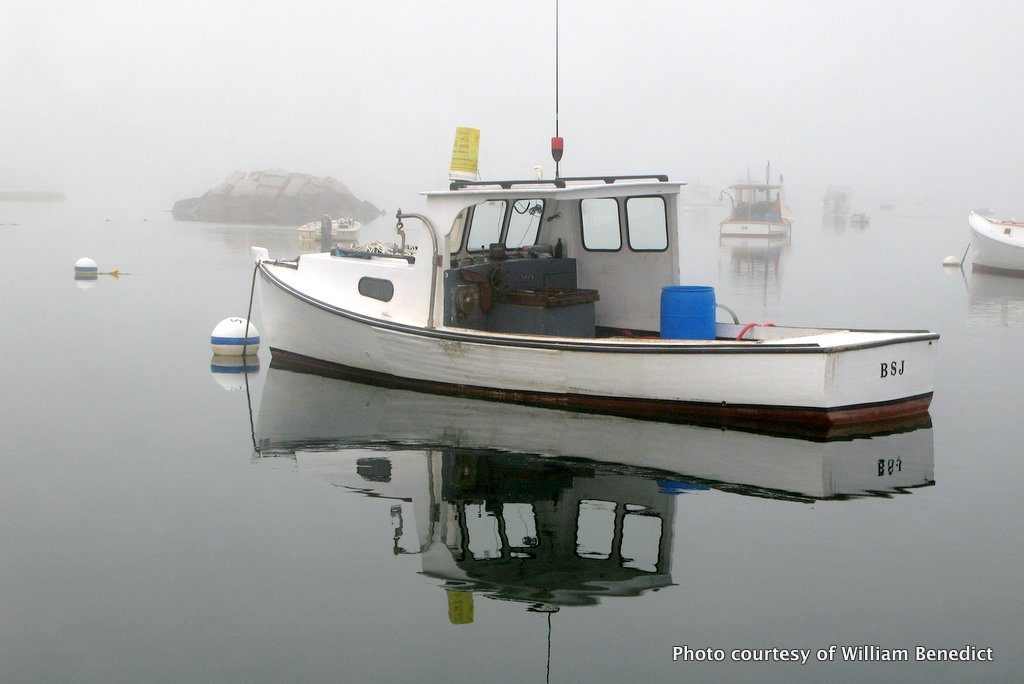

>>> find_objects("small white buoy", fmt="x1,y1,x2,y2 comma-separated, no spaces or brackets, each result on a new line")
211,317,260,355
75,257,98,273
210,354,260,390
942,256,961,267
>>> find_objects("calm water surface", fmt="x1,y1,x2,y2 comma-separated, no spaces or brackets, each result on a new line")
1,200,1021,682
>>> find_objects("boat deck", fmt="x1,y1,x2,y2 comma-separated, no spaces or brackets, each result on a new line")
437,322,936,353
262,257,933,352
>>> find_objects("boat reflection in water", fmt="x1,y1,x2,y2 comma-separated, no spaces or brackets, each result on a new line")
254,368,934,615
822,212,849,231
968,271,1024,329
719,233,791,302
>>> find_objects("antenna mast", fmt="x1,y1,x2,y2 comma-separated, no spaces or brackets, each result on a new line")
551,0,564,178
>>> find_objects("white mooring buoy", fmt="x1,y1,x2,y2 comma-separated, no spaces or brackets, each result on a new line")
210,317,260,356
942,255,961,267
75,257,98,273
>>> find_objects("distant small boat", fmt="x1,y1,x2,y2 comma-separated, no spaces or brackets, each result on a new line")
298,216,360,245
822,186,851,215
720,164,793,237
969,211,1024,275
850,212,870,225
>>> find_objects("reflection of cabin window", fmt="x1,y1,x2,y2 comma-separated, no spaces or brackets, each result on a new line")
575,499,616,559
626,196,668,251
467,200,508,252
581,198,621,251
358,277,394,302
621,512,662,573
466,503,502,560
502,503,538,549
506,199,544,248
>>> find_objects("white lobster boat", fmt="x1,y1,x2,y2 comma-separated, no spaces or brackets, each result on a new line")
252,174,937,437
968,211,1024,275
720,172,793,237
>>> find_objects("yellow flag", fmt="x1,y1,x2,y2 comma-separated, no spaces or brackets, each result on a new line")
449,127,480,180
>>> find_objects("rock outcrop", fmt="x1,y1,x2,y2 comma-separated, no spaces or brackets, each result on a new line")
172,170,382,225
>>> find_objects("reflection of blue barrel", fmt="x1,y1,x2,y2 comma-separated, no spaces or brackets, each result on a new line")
661,286,716,339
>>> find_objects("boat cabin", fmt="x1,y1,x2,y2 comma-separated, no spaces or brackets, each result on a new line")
724,182,784,223
282,175,685,340
426,175,683,337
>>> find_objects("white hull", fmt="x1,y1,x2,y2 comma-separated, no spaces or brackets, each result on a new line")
719,219,792,237
257,260,936,436
969,211,1024,274
719,233,791,250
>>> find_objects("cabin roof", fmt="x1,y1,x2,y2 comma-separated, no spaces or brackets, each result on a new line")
424,175,683,200
728,183,782,190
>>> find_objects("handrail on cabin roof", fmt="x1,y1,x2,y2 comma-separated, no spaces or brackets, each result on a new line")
448,174,672,191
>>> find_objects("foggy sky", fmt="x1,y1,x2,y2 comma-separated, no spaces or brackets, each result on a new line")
4,0,1024,215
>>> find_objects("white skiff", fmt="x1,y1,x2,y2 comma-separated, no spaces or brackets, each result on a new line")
969,211,1024,275
297,217,360,245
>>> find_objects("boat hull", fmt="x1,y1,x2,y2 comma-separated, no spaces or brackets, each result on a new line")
268,347,931,438
969,212,1024,275
720,219,791,237
257,263,936,438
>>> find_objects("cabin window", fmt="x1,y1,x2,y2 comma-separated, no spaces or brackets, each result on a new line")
731,186,781,222
467,200,507,252
358,277,394,302
626,196,668,251
580,198,621,251
505,199,544,248
449,208,468,255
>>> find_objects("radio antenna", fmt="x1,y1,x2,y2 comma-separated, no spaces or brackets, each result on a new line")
551,0,564,178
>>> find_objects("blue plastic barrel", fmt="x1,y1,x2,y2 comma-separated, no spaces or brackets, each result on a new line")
660,286,716,339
